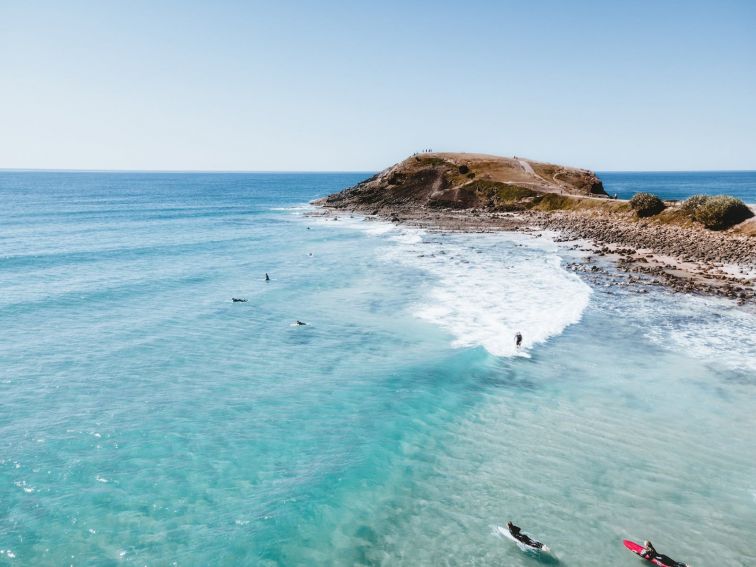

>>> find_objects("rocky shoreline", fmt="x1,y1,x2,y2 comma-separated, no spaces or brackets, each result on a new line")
535,209,756,303
312,204,756,305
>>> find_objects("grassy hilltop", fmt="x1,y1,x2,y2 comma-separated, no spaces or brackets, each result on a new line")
321,152,754,233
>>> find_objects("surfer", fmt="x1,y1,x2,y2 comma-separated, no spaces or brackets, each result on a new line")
294,320,307,326
641,541,687,567
506,522,544,550
515,332,523,348
265,273,270,281
640,541,657,559
232,298,248,303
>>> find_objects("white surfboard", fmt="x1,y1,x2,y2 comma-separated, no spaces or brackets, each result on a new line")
496,526,551,553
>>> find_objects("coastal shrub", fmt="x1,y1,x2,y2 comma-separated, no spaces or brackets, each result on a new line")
469,180,535,201
692,195,753,230
533,193,572,211
458,164,470,174
629,192,665,217
680,194,710,216
496,184,536,202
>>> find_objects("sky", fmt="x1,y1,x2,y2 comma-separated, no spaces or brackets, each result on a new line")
1,0,755,171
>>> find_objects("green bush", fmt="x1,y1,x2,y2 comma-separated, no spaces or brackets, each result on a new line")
629,192,665,217
680,194,710,216
691,195,753,230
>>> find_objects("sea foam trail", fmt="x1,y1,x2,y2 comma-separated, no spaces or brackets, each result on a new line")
309,213,591,357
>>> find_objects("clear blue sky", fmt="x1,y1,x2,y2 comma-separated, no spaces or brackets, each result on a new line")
1,1,755,171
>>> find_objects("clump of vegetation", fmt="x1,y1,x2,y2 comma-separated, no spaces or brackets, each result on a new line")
532,193,572,211
680,194,710,215
469,180,535,201
629,192,665,217
495,184,536,202
466,181,537,210
421,156,446,166
458,164,469,174
686,195,754,230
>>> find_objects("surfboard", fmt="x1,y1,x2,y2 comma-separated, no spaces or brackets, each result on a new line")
497,526,550,553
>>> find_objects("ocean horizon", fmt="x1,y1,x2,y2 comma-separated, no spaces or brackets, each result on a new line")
1,170,755,565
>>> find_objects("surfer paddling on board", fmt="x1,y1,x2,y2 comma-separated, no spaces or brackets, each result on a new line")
514,332,523,348
622,539,690,567
506,522,545,550
636,540,688,567
641,541,657,559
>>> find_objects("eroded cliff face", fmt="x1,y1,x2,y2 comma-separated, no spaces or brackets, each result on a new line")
320,152,606,212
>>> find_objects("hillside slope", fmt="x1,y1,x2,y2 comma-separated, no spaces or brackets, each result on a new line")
321,152,607,212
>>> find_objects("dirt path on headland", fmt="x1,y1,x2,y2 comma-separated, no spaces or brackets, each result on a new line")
517,158,536,175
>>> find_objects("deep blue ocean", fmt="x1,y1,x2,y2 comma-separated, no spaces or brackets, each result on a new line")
1,171,755,566
601,170,756,202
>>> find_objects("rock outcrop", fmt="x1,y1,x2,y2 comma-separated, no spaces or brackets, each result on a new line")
320,152,606,212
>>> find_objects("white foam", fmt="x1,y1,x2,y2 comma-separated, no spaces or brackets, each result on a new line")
311,212,591,357
635,294,756,374
388,232,591,357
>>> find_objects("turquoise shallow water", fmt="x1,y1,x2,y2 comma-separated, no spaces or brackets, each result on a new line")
1,172,755,566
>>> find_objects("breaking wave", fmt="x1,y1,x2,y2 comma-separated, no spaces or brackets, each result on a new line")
312,213,591,357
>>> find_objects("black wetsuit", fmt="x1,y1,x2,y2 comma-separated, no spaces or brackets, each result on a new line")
655,555,686,567
509,526,543,549
643,549,686,567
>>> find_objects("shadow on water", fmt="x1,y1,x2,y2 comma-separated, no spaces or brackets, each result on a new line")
351,524,380,566
493,527,563,566
528,553,562,566
509,545,563,566
461,349,544,393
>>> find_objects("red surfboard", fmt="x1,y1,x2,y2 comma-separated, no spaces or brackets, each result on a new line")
623,540,681,567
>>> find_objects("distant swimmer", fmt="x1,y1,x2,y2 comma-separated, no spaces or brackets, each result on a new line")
515,332,523,348
308,252,313,256
232,298,248,303
265,273,270,281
